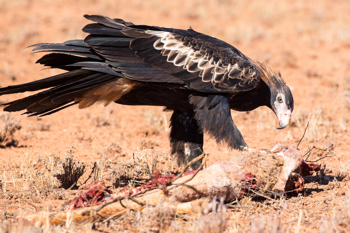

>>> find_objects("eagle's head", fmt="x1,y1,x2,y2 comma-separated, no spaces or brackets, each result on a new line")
271,82,294,129
259,63,294,129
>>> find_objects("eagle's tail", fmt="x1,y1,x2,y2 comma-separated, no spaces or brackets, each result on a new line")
0,68,124,116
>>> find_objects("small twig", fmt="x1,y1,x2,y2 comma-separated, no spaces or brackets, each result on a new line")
297,120,309,148
95,188,149,213
22,200,38,212
82,162,98,186
306,155,334,163
295,210,303,233
304,146,335,162
226,199,239,206
235,185,286,208
103,210,126,222
118,197,156,215
303,146,316,159
119,199,128,209
226,205,249,209
246,187,276,201
170,153,206,185
95,196,129,213
68,182,77,190
225,197,249,208
167,154,208,191
129,197,147,207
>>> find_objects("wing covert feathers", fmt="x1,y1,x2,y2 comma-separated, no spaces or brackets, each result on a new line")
143,30,261,92
82,14,262,93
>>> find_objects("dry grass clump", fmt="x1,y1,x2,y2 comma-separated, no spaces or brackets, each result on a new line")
0,113,21,147
1,152,66,197
0,219,43,233
97,198,227,233
53,154,86,189
90,115,111,127
72,130,93,143
90,156,108,183
337,161,350,181
190,199,227,233
111,150,176,189
28,122,51,132
131,199,176,232
27,117,51,132
89,108,115,128
127,198,226,233
104,142,123,156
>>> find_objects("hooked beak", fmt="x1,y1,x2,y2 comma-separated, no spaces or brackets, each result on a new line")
277,109,292,129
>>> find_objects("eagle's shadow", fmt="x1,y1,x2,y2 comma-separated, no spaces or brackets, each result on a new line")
301,172,345,197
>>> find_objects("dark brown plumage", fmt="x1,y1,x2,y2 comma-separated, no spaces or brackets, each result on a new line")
0,15,294,169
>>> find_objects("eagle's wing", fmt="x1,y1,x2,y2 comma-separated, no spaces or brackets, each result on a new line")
128,28,260,93
94,15,260,93
34,15,261,94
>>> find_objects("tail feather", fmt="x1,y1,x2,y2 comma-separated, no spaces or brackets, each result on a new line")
31,44,91,53
0,69,87,95
1,70,120,114
36,53,96,70
2,70,95,111
34,102,78,117
35,50,101,60
31,41,102,64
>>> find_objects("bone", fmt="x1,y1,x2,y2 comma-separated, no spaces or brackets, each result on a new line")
23,144,304,226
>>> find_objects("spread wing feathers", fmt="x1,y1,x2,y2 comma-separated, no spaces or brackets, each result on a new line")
83,14,261,93
190,94,247,149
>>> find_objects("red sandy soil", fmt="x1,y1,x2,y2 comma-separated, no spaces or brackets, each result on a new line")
0,0,350,232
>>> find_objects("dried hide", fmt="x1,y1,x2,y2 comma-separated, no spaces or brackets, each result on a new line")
23,144,319,226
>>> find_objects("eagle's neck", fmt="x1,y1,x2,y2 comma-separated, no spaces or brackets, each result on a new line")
229,79,271,111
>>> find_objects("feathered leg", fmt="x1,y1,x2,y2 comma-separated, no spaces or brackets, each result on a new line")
170,110,203,170
190,94,248,151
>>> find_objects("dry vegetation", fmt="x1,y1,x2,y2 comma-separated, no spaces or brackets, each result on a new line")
0,113,21,148
1,0,350,232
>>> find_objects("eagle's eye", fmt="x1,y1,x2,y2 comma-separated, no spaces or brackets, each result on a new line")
277,96,283,103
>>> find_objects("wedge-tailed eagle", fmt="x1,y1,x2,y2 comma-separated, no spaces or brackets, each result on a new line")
0,15,294,169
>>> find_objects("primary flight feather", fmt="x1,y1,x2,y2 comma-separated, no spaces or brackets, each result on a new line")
0,15,294,169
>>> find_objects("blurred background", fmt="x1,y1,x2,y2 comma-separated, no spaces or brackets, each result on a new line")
1,1,350,231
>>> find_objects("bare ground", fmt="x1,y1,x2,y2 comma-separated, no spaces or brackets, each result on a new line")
1,0,350,232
